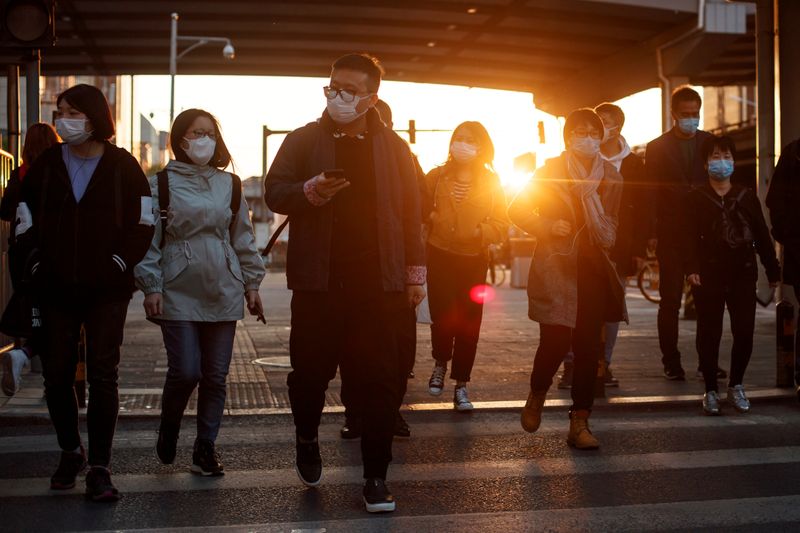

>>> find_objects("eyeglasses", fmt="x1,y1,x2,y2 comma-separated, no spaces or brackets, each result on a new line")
323,86,364,103
187,129,217,140
571,129,602,140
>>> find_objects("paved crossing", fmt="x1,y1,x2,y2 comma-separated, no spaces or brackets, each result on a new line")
2,400,799,532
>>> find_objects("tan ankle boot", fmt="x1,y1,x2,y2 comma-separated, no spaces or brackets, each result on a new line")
567,410,599,449
521,389,547,433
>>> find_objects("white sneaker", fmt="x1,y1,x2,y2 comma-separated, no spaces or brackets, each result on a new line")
702,390,721,415
453,386,473,411
727,384,751,413
2,349,29,397
428,365,446,396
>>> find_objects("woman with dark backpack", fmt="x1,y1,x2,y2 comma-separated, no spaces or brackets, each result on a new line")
686,135,780,415
134,109,265,476
16,84,155,501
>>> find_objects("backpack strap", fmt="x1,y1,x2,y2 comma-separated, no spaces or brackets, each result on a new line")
156,170,170,248
229,173,242,241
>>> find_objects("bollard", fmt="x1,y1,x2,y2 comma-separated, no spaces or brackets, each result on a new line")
776,298,795,387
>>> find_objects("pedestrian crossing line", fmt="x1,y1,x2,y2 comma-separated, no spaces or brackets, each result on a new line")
2,445,799,498
2,413,795,453
93,495,800,533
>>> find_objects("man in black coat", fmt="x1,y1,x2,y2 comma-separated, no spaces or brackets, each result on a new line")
766,137,800,399
644,86,720,381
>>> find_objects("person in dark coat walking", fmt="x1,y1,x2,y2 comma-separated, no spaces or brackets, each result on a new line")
644,85,725,381
686,135,779,414
16,84,154,501
765,136,800,400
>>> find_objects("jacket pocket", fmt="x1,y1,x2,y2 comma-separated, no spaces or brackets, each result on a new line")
162,242,190,283
223,242,244,284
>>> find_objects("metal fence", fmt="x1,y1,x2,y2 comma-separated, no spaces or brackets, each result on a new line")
0,149,16,348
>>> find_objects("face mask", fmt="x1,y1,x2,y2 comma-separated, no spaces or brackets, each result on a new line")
677,117,700,135
55,118,93,145
570,136,601,158
183,136,216,166
602,126,619,143
326,93,371,124
450,141,479,163
708,159,734,181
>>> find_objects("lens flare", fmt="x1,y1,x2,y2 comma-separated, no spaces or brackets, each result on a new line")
469,284,496,304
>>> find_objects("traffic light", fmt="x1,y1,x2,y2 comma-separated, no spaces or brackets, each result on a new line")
1,0,56,48
408,119,416,144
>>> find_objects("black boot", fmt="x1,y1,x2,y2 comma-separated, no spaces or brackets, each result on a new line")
191,438,224,476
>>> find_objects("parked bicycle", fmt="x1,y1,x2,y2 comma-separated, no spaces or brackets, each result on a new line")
486,243,507,286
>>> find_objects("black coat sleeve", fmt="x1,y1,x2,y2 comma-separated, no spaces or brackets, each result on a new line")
115,151,155,272
766,140,799,244
264,128,320,215
0,168,21,222
746,190,781,283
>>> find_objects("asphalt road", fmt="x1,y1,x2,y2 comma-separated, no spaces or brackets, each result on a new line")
2,399,799,532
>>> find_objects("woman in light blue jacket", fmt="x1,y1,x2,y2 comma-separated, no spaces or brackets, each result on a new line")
134,109,265,476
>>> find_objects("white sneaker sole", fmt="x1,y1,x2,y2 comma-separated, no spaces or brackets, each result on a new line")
190,464,224,477
428,386,443,396
295,464,322,487
455,403,474,412
364,497,396,513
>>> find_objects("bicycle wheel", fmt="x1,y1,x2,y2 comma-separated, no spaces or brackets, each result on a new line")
637,263,661,303
486,264,506,286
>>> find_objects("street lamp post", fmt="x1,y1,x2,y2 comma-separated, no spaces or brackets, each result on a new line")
169,12,235,124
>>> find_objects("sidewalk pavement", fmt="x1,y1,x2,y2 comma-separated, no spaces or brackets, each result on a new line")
1,272,794,419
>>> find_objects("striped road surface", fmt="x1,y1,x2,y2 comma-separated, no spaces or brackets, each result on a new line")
1,399,799,532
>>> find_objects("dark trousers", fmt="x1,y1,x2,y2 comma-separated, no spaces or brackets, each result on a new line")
530,258,607,411
341,307,416,418
159,321,236,441
40,295,129,467
288,280,406,480
656,245,686,369
427,245,487,382
795,287,800,386
693,280,756,392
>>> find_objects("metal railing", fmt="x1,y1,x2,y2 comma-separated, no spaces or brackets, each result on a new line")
0,149,16,348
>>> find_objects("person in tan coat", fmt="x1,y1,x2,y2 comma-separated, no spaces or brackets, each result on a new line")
421,121,509,411
508,108,626,449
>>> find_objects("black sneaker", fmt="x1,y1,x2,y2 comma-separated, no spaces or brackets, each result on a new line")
604,366,619,387
50,447,87,490
85,466,120,502
190,439,224,476
340,417,362,440
363,477,396,513
394,413,411,438
295,437,322,487
663,365,686,381
155,425,179,465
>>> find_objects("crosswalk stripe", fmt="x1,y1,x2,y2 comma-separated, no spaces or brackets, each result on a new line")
2,446,799,498
94,495,800,533
2,412,796,453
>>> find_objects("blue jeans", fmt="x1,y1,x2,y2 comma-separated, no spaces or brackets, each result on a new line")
160,321,236,441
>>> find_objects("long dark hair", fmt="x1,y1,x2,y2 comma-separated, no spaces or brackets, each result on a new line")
170,109,232,169
444,121,495,171
56,84,115,141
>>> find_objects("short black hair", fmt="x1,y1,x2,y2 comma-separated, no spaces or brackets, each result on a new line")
594,102,625,128
563,108,604,145
671,85,702,110
170,109,232,169
701,134,737,162
56,84,115,141
332,53,385,92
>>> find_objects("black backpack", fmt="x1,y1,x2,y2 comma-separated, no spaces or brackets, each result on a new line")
700,187,753,249
156,170,241,248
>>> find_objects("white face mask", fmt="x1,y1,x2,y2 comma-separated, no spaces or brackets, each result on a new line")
450,141,479,163
55,118,93,145
183,136,216,166
570,136,601,158
326,93,372,124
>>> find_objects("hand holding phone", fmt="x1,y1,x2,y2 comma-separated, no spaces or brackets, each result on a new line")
317,169,350,199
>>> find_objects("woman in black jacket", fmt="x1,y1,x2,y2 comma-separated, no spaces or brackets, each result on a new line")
17,84,154,502
686,135,779,415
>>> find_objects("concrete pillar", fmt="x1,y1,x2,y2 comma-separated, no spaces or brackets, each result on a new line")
776,0,800,148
